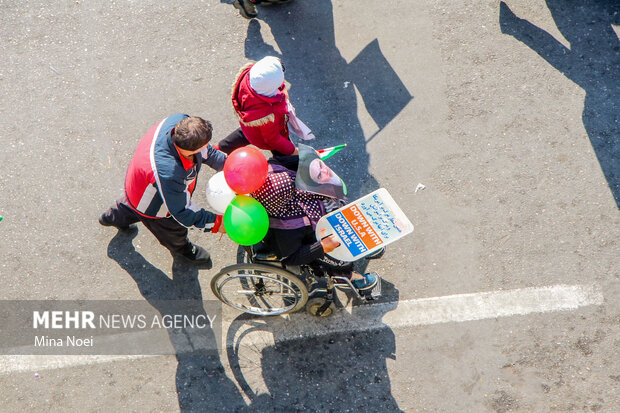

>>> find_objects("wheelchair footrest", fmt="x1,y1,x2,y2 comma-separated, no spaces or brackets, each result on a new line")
332,273,382,300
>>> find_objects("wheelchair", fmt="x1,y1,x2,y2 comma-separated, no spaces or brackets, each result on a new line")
210,243,383,317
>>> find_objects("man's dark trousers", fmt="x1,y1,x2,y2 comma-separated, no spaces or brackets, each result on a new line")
103,198,193,256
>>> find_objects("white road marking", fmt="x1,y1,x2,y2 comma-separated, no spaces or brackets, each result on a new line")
230,283,604,345
0,284,603,374
0,354,156,375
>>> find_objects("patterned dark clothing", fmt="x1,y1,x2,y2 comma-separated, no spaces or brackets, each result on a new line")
252,157,349,269
251,163,327,230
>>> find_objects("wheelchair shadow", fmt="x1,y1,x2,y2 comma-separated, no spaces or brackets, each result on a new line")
227,279,403,412
107,230,247,412
232,0,413,200
499,1,620,208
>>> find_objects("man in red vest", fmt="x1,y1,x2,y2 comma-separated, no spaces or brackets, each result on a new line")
100,114,226,265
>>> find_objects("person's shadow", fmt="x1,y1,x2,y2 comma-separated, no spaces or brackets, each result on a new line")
226,0,413,200
226,280,403,412
107,230,247,412
500,0,620,208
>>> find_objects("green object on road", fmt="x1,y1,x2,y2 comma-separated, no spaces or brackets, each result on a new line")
0,216,3,222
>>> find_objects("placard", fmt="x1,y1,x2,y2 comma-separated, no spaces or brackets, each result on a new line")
315,188,414,261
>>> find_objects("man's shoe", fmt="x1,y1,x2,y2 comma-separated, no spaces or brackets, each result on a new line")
233,0,258,18
352,273,378,291
99,213,137,232
178,244,212,264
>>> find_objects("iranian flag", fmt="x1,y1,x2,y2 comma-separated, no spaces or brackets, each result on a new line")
317,144,346,160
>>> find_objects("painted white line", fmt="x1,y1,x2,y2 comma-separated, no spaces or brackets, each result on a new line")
0,284,603,374
384,282,604,327
233,283,604,344
0,355,157,375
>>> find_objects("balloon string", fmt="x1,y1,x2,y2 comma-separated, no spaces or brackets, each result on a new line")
219,233,224,241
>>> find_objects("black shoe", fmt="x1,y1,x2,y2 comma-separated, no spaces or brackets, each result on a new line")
233,0,258,18
177,243,212,265
99,213,137,232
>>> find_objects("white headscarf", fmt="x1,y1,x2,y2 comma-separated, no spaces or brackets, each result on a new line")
249,56,284,97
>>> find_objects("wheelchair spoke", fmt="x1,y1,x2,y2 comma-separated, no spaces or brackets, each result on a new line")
211,264,308,316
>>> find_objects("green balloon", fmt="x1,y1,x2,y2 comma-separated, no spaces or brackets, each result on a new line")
224,195,269,246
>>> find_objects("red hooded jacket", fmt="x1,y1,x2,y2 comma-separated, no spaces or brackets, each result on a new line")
231,63,295,155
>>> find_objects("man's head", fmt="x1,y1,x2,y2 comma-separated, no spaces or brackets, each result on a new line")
173,116,213,152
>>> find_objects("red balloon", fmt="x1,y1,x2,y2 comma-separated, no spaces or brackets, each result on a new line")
223,147,268,194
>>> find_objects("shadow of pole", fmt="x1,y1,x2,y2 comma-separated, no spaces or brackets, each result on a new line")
500,0,620,208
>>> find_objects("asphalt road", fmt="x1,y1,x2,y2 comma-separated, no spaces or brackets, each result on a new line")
0,1,618,412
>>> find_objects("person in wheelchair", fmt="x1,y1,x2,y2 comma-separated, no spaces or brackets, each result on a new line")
251,155,377,292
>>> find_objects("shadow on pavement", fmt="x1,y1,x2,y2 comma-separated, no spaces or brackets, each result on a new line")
107,230,247,412
229,0,412,200
226,279,403,412
500,0,620,208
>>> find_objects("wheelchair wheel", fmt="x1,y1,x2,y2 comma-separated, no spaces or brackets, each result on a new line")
211,263,308,316
305,297,336,317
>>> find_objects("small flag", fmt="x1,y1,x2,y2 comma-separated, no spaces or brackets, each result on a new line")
317,144,347,160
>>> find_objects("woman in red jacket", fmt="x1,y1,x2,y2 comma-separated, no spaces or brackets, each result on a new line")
218,56,307,156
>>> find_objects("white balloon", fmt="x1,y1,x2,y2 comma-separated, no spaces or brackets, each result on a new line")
206,171,236,215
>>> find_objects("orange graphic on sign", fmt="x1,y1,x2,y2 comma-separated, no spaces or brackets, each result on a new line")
341,205,383,249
